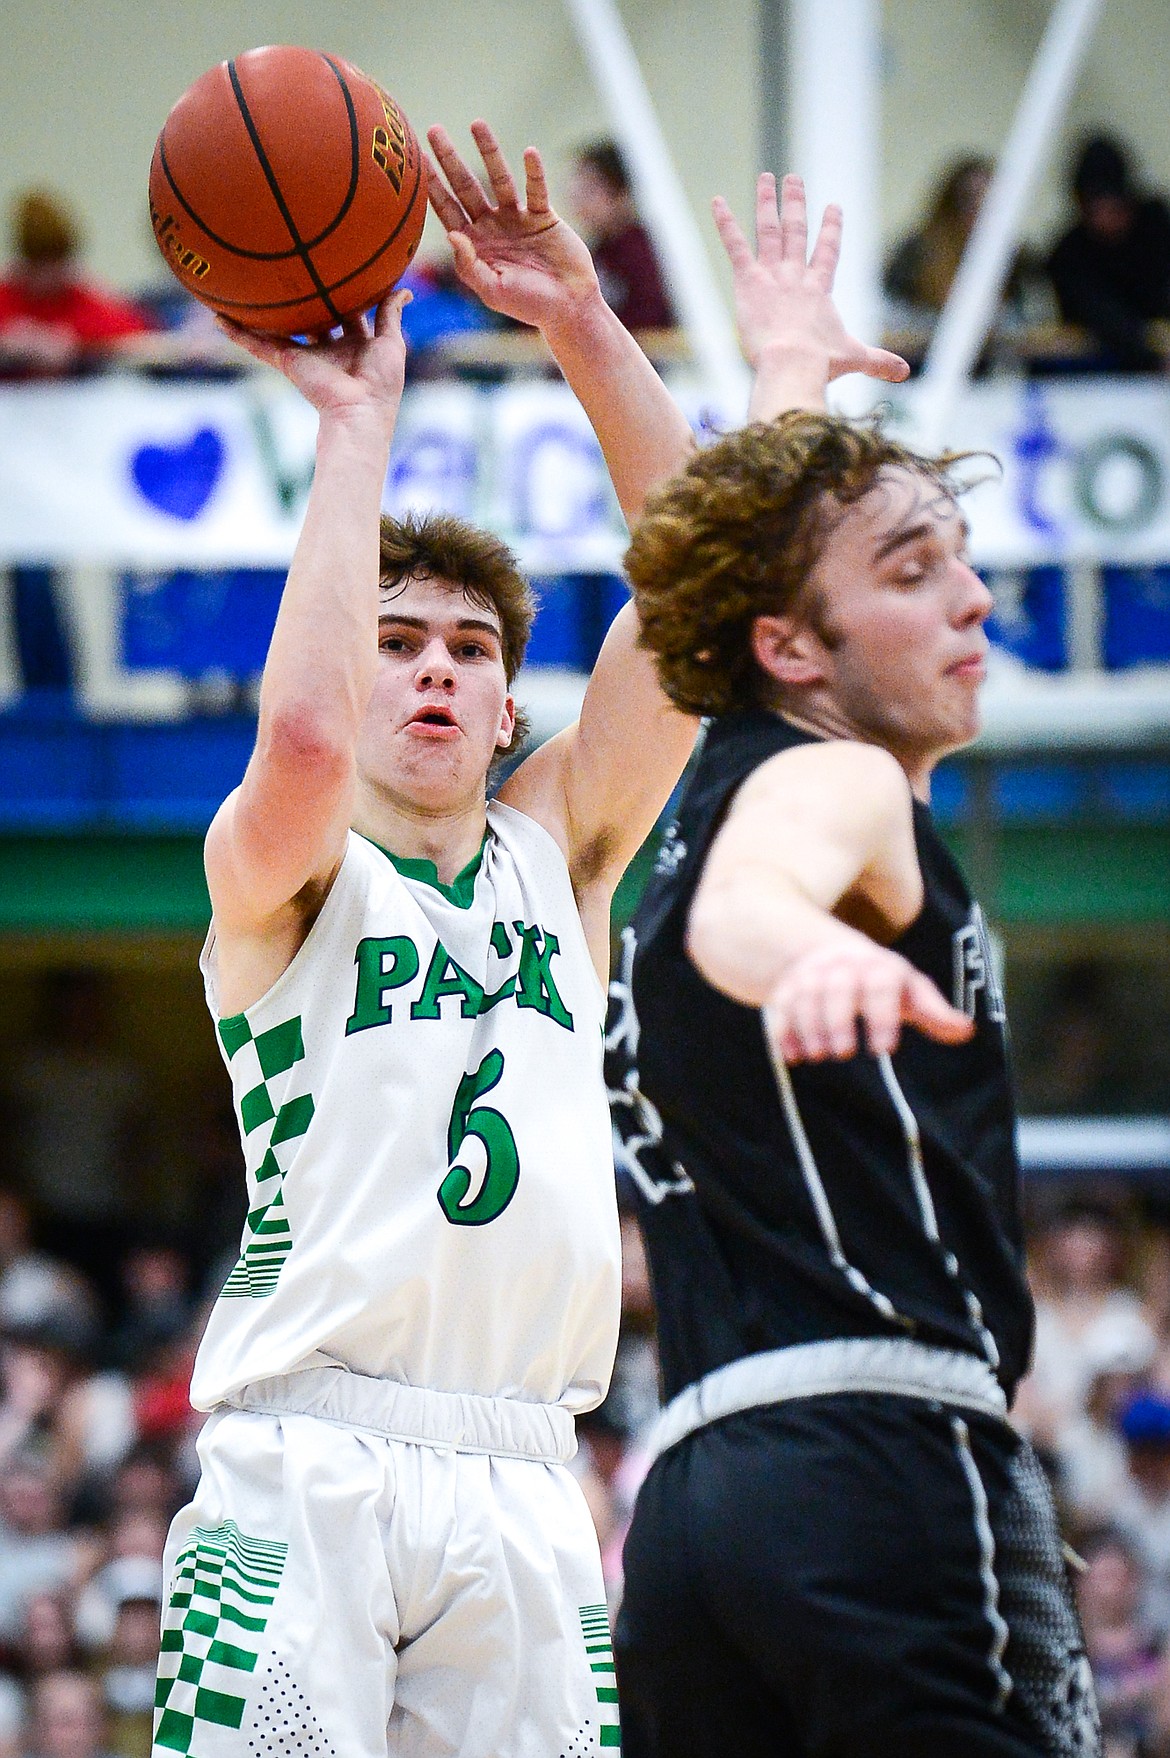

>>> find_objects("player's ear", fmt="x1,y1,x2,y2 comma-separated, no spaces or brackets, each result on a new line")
496,694,517,750
751,614,827,689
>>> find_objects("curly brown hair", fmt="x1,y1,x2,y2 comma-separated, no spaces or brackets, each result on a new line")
626,412,969,718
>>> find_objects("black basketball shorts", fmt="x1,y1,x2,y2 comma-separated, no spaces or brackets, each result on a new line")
615,1392,1100,1758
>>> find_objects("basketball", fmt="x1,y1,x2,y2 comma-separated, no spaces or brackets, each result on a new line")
148,45,427,336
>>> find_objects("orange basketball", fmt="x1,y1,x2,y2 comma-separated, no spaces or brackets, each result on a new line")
148,45,426,336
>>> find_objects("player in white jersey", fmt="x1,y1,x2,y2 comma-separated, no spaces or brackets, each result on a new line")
153,126,907,1758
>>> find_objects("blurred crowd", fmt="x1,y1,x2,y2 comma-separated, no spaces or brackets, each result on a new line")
0,959,1166,1752
2,128,1168,382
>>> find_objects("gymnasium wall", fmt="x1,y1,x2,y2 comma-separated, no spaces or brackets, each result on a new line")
6,1,1170,301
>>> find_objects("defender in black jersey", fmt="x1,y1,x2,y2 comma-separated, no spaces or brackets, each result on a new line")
605,193,1100,1758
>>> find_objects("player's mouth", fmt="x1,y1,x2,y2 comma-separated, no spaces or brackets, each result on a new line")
405,705,461,739
946,649,987,683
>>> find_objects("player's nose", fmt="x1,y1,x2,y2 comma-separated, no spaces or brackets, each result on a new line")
414,637,456,688
953,560,994,626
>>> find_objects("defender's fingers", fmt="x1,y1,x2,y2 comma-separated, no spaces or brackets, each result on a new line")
426,124,492,220
864,345,912,383
778,173,808,263
711,196,754,272
755,172,784,263
860,973,906,1058
820,976,861,1060
523,147,552,217
789,986,831,1062
425,155,470,234
903,973,976,1044
808,203,843,291
470,118,520,210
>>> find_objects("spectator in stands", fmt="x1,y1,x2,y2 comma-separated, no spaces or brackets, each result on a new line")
25,1669,114,1758
884,153,1047,332
568,140,675,334
1058,1311,1157,1527
1076,1526,1164,1756
0,191,153,380
1015,1197,1155,1455
1114,1393,1170,1635
0,1192,95,1357
1047,133,1170,372
9,1588,82,1686
886,156,994,315
0,1456,79,1646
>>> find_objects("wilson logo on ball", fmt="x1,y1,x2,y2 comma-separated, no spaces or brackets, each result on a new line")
149,204,211,280
372,92,408,195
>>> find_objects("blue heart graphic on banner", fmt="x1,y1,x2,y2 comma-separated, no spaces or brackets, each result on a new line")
131,426,225,520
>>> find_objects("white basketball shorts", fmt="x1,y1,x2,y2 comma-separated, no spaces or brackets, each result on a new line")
153,1368,620,1757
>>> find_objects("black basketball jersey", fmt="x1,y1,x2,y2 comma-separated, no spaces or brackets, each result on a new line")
605,710,1034,1403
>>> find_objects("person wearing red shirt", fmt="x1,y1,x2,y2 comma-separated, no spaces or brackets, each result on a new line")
0,189,154,378
568,139,676,334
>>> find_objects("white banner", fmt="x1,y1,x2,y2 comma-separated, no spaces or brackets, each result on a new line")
2,373,1170,570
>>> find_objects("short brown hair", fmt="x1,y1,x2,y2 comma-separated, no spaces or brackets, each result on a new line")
626,412,967,717
379,511,537,752
14,189,80,266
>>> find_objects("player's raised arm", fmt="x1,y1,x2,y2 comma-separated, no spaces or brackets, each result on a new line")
203,295,410,938
426,120,694,525
711,172,910,420
687,741,973,1062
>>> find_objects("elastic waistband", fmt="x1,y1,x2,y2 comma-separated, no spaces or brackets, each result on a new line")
224,1367,577,1464
647,1336,1008,1461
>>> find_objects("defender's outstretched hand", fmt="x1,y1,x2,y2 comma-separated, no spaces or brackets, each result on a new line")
763,928,973,1065
215,290,411,426
426,121,600,336
713,173,909,393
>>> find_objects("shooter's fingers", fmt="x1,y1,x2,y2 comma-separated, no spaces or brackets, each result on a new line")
778,173,808,263
340,311,372,343
446,229,497,299
808,203,843,291
425,154,470,234
754,172,784,264
426,124,492,221
523,147,553,218
903,972,976,1045
711,195,754,273
214,316,289,370
470,118,520,211
372,288,413,338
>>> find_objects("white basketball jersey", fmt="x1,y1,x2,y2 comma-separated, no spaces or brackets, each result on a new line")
191,802,621,1417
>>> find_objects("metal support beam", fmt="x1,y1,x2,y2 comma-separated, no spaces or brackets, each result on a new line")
914,0,1106,451
562,0,749,421
787,0,883,413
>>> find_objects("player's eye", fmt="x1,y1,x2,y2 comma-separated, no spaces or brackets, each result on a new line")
379,634,409,652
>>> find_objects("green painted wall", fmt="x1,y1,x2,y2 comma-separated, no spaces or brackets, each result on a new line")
0,824,1165,936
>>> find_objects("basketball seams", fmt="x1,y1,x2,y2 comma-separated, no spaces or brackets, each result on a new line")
226,56,344,326
193,148,425,319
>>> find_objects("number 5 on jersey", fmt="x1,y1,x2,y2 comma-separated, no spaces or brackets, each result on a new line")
439,1050,520,1226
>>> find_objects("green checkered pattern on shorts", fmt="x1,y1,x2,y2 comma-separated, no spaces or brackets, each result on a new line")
580,1603,621,1749
153,1520,288,1755
217,1011,314,1298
